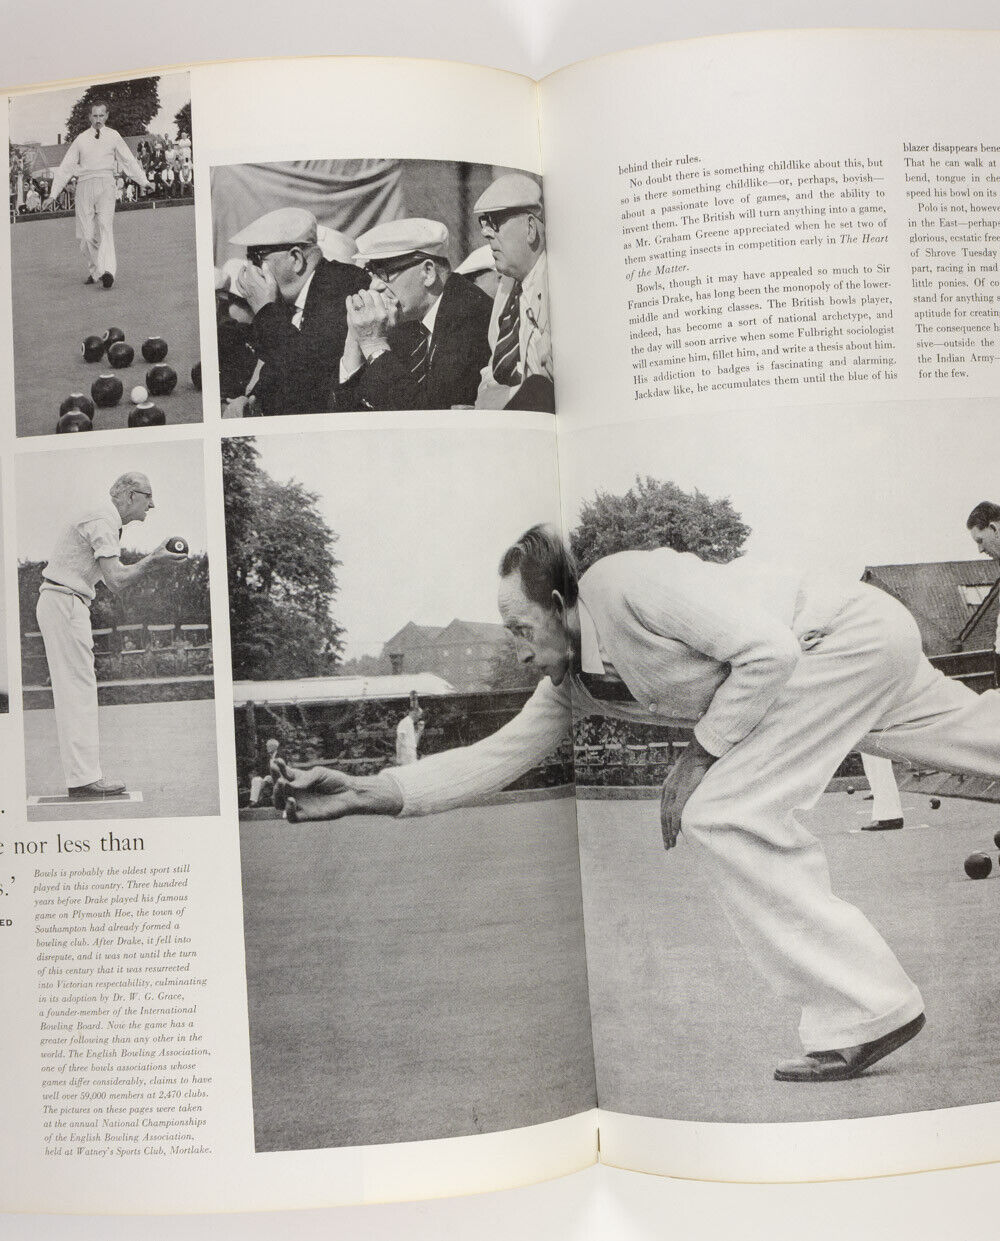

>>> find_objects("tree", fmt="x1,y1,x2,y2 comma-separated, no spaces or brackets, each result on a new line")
65,78,161,141
174,101,192,140
570,475,750,573
223,437,345,681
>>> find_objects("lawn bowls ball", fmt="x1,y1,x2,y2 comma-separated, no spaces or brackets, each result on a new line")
60,393,95,419
81,334,105,362
146,364,178,396
141,336,169,363
91,373,124,408
107,341,135,368
56,410,94,433
128,402,166,427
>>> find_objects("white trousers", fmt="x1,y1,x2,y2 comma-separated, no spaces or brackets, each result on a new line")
682,584,1000,1052
74,176,117,279
36,589,102,788
860,753,903,822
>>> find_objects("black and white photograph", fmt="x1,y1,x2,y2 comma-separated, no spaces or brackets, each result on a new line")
210,158,553,419
8,73,203,436
553,398,1000,1125
224,427,592,1150
16,441,219,820
252,397,1000,1131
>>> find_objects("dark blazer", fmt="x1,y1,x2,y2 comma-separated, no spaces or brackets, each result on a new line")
342,273,493,412
251,258,369,416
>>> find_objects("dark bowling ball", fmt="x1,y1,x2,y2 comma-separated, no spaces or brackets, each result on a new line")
993,829,1000,850
930,797,941,810
846,784,855,795
107,341,135,368
965,852,992,880
81,334,105,362
56,410,94,433
127,402,166,428
60,392,95,418
146,364,178,396
103,326,126,349
91,373,124,408
141,336,168,363
166,536,189,555
190,361,202,391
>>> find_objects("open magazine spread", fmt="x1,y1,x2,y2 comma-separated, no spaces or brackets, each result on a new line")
1,28,1000,1213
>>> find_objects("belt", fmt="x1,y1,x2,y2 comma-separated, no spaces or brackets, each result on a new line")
40,581,92,606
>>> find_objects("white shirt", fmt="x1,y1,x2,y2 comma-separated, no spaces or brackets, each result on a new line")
396,716,419,765
475,250,552,409
49,126,149,200
291,268,317,330
42,502,122,602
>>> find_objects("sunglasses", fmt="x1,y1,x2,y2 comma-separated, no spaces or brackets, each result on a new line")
478,207,536,233
364,253,429,283
246,244,301,267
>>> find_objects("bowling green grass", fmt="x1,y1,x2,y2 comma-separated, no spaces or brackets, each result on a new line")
24,698,219,820
10,206,204,436
239,793,597,1150
579,790,1000,1124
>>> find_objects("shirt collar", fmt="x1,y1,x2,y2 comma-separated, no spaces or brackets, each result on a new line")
422,290,444,335
294,267,317,315
577,599,604,675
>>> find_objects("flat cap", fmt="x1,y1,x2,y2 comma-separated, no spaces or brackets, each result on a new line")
474,173,543,215
317,225,358,263
355,218,449,262
455,244,496,277
229,207,318,248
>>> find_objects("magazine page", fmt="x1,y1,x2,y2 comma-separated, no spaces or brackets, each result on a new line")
0,56,597,1214
537,29,1000,1181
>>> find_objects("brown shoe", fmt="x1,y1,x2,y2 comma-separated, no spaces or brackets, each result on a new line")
68,778,127,798
774,1013,925,1082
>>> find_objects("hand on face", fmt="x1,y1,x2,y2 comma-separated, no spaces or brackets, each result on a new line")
345,288,397,359
237,262,279,315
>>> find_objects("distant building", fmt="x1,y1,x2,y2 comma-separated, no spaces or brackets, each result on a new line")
381,618,510,691
863,559,1000,656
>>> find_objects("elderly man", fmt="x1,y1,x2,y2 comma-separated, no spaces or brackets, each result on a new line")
338,218,492,411
229,207,368,416
276,525,1000,1083
967,499,1000,686
473,173,554,413
36,473,183,798
43,100,152,289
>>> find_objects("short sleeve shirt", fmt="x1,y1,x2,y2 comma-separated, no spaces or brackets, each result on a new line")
43,502,121,601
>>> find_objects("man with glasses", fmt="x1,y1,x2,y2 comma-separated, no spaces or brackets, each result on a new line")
36,473,182,798
338,218,492,411
43,101,152,289
229,208,368,416
473,173,554,413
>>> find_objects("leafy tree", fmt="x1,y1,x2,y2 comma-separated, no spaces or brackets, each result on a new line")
570,475,750,573
65,78,161,141
223,437,345,681
174,101,192,140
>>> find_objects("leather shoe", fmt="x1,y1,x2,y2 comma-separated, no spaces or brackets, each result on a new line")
861,817,904,831
774,1012,925,1082
68,778,127,798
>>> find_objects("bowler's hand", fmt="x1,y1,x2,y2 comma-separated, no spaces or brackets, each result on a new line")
150,538,181,563
271,758,403,823
238,263,279,315
659,737,716,852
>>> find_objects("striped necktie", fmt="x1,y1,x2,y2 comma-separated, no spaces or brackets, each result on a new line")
410,324,430,389
491,281,522,385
